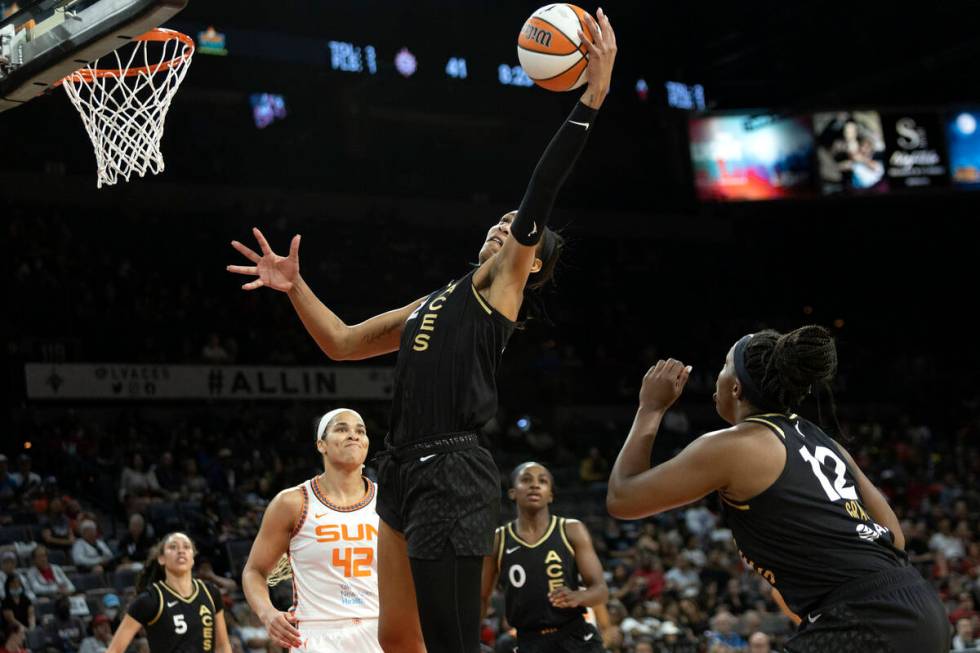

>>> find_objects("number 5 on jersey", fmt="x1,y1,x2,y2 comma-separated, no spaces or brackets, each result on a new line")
173,614,187,634
332,547,373,577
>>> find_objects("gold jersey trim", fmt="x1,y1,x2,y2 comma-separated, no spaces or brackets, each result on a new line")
744,416,786,440
146,584,165,625
470,284,493,315
558,518,575,555
198,579,217,613
507,515,558,549
160,579,200,604
495,526,506,567
719,493,751,511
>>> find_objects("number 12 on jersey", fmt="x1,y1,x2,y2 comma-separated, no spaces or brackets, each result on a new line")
332,547,373,577
798,444,858,502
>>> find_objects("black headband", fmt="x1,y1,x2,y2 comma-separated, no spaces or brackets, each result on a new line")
733,334,779,412
538,228,557,266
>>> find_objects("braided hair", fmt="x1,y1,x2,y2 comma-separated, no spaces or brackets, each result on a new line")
741,325,841,432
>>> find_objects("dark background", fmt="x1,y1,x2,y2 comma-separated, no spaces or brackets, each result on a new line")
2,2,980,652
4,1,979,424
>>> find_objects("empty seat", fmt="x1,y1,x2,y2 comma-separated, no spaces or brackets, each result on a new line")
26,627,53,651
69,572,108,593
0,525,27,545
113,568,138,591
46,549,68,565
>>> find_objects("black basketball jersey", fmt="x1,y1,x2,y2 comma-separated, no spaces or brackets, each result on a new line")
128,579,223,653
389,269,515,446
721,413,904,616
496,515,585,631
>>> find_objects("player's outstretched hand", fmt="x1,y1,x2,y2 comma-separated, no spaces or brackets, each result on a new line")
260,608,302,650
227,227,301,292
638,359,691,412
579,7,617,108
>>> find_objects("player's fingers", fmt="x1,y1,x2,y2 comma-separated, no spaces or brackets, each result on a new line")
604,15,617,49
679,365,693,386
271,627,296,649
289,234,301,259
231,240,261,263
273,618,301,645
226,265,258,276
283,614,301,635
597,8,615,46
584,13,603,48
578,30,599,56
242,279,264,291
253,226,273,256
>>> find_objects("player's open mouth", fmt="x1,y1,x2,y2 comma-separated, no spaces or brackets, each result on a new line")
527,493,541,500
487,237,503,247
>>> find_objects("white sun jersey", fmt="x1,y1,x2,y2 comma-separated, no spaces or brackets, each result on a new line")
289,476,379,623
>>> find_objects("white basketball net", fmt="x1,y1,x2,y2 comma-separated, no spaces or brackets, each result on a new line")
61,29,194,188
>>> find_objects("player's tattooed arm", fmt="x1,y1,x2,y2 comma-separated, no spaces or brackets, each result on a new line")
362,320,400,344
346,296,426,359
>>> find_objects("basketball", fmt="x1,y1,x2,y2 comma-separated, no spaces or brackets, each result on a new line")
517,4,594,92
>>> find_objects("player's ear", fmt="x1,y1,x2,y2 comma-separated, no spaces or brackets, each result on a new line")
507,488,517,501
530,257,543,274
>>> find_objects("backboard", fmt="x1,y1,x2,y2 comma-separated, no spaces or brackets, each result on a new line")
0,0,187,112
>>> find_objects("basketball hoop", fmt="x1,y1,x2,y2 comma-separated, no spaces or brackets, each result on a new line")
59,28,194,188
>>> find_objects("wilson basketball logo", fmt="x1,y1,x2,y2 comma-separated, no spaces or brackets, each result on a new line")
522,23,553,48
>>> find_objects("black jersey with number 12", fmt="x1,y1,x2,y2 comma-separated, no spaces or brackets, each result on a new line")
720,413,904,616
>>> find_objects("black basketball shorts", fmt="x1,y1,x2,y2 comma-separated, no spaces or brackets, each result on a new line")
376,435,500,560
785,565,950,653
515,619,604,653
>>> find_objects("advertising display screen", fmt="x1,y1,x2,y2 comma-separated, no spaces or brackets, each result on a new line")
946,110,980,187
250,93,287,129
814,111,888,195
689,114,815,201
880,112,948,189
